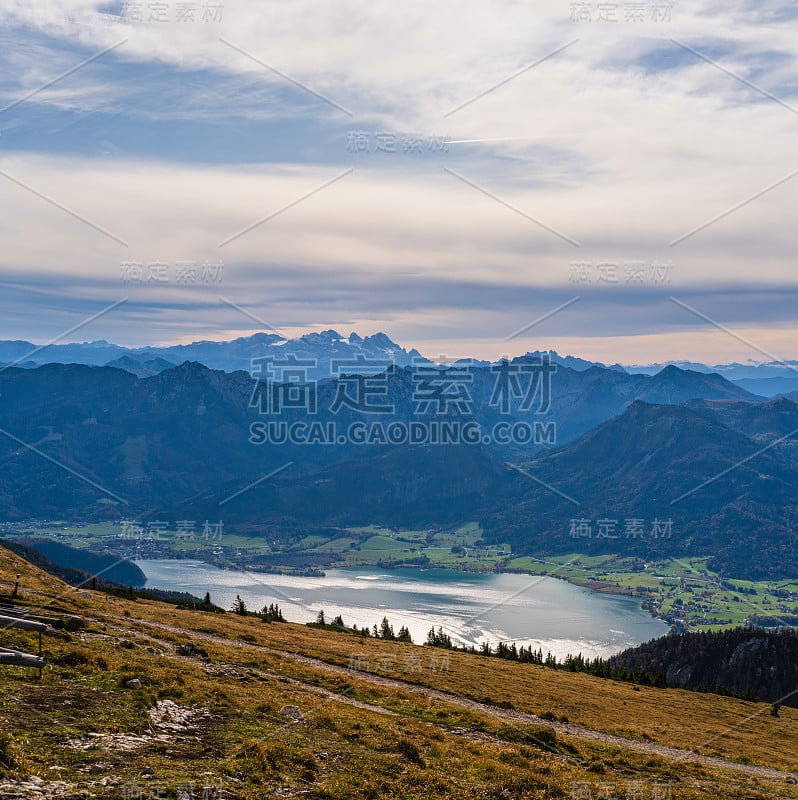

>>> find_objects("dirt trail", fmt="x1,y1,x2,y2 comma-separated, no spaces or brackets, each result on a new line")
98,614,798,784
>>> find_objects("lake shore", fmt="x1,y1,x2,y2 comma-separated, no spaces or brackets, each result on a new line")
136,558,670,660
4,522,794,633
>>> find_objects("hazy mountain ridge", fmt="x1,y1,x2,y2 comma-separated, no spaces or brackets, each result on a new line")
4,330,795,396
628,359,798,380
629,360,798,398
0,332,637,379
0,331,421,379
0,359,792,576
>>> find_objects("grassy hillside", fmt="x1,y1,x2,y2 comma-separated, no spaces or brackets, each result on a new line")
1,547,796,799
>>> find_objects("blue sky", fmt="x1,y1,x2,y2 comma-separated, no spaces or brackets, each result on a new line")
1,0,797,364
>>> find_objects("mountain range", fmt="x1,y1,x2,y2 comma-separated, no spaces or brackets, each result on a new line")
5,331,797,396
630,359,798,397
0,356,795,578
0,331,422,381
181,398,797,578
490,400,798,578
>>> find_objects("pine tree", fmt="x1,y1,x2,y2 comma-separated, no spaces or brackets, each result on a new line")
426,626,452,648
379,616,396,640
397,625,413,643
233,595,248,616
262,603,285,623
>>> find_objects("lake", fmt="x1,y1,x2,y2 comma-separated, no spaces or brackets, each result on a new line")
137,560,668,660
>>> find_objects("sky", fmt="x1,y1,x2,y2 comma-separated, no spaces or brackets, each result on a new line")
0,0,797,365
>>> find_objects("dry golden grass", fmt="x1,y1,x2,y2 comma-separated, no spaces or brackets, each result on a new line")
102,590,798,773
1,546,796,799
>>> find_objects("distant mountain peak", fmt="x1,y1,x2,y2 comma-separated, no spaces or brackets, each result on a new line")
232,332,285,344
519,349,627,373
171,360,212,375
362,332,401,349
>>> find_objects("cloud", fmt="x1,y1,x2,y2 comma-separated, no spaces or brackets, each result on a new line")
0,1,796,362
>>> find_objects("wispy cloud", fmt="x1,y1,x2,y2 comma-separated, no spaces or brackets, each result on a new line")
0,1,796,361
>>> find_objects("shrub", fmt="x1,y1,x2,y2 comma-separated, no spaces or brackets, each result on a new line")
51,650,90,668
397,738,425,766
0,731,29,774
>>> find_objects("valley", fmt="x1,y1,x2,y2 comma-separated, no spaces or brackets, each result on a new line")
4,522,797,635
